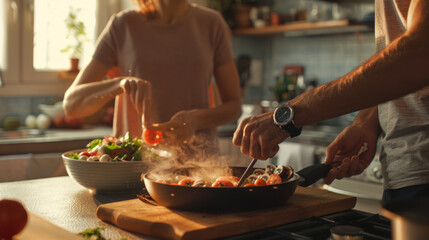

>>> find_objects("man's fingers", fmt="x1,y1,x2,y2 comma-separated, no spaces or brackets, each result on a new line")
336,158,351,179
232,118,249,146
325,143,340,165
267,145,279,159
248,132,262,159
347,155,362,176
240,133,251,156
323,168,338,184
238,118,254,156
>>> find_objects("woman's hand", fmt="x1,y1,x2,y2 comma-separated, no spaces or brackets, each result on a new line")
120,77,151,115
323,125,378,184
147,110,196,145
232,111,289,160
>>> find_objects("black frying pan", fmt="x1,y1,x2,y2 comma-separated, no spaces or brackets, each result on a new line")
142,164,332,212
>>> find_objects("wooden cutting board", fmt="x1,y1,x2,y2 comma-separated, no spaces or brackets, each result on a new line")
96,187,356,240
14,213,81,240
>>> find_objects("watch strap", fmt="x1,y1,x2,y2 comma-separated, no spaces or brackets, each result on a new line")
280,121,302,138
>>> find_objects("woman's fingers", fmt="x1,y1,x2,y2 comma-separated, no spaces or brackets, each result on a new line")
120,77,151,116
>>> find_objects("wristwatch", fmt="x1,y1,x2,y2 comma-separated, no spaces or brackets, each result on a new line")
273,103,302,138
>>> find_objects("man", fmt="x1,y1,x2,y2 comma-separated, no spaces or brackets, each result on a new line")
233,0,429,204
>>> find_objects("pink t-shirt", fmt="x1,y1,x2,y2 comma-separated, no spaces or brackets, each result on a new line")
93,5,234,139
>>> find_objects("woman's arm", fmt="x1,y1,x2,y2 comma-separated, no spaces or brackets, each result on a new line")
185,60,242,130
149,60,242,143
63,59,122,118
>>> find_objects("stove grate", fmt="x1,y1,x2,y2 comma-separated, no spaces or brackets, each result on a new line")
219,210,391,240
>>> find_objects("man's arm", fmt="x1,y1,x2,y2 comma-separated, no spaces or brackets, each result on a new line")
291,0,429,127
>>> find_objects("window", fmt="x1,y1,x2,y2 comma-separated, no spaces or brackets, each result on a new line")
33,0,96,70
0,1,6,70
0,0,121,95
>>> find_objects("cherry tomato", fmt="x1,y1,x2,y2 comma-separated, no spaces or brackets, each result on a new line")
143,129,163,145
79,152,97,157
266,174,283,185
230,176,240,182
211,179,234,187
254,178,267,186
178,178,195,186
243,183,255,187
216,176,239,186
0,199,28,240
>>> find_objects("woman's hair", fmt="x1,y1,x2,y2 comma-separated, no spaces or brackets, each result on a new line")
134,0,159,19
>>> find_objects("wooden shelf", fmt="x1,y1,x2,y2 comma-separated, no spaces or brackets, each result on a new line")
233,19,372,37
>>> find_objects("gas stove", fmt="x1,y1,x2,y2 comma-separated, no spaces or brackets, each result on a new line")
221,209,391,240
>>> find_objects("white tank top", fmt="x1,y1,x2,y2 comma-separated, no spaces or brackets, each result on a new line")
376,0,429,189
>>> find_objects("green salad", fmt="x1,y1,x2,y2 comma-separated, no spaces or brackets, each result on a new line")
69,132,159,162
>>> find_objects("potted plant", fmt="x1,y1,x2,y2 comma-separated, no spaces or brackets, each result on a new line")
61,7,87,72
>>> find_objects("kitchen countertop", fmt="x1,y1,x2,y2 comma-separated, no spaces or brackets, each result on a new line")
0,176,157,240
0,176,358,240
0,126,113,155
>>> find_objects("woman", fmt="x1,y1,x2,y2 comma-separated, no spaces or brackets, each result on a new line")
63,0,242,157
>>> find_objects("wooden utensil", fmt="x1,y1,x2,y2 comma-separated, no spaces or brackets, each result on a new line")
237,158,258,187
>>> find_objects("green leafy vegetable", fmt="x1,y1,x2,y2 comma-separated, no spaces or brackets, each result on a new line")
79,227,106,240
69,152,80,160
87,138,102,151
78,227,127,240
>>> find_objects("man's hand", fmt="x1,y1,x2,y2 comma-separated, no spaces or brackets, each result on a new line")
323,125,378,184
232,111,289,160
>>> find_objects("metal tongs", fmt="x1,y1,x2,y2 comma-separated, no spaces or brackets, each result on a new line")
237,158,258,187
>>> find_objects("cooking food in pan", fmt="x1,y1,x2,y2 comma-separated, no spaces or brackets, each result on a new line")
143,164,332,212
154,164,294,188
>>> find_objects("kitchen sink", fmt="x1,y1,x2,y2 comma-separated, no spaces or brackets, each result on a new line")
0,128,46,140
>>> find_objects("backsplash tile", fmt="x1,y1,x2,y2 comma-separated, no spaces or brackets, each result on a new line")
234,32,375,104
0,96,61,126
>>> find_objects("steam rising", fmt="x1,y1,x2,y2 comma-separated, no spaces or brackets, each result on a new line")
141,134,234,182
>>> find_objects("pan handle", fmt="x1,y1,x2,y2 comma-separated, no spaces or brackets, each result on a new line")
296,163,332,187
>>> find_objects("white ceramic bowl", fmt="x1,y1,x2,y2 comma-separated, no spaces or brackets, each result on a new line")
39,102,65,119
62,149,150,192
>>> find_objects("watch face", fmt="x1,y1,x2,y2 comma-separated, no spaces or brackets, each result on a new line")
274,105,292,125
